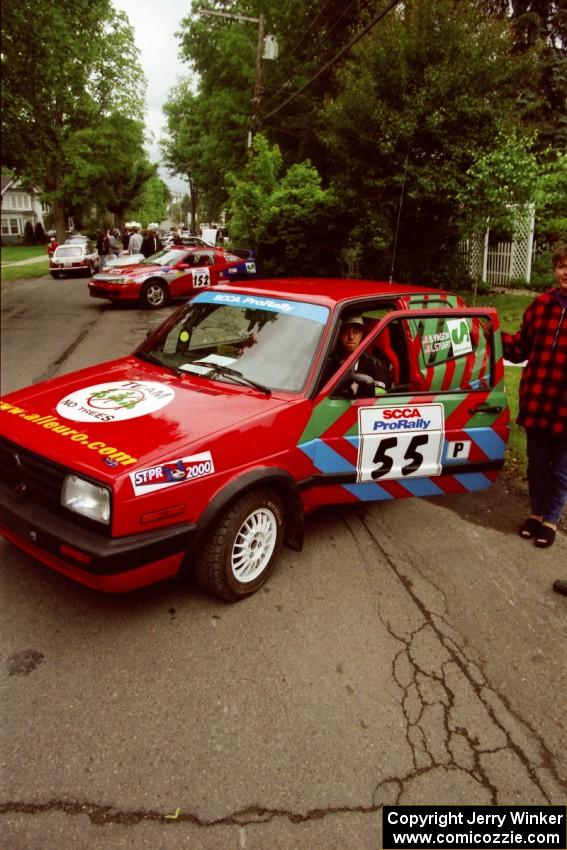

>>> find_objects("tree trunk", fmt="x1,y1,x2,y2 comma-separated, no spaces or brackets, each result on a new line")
52,198,66,243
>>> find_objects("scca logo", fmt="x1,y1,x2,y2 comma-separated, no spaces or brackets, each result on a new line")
382,408,421,420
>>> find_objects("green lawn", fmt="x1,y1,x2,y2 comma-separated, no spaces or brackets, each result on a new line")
1,261,50,281
1,245,48,264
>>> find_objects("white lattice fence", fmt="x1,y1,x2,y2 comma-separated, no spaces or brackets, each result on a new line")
487,242,512,287
460,204,535,287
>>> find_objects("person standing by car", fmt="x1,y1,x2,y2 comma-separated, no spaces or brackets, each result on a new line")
96,229,109,271
108,229,121,259
141,227,162,258
128,225,143,255
47,236,59,256
503,244,567,549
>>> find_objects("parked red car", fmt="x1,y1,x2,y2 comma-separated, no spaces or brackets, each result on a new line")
88,245,258,308
0,279,509,600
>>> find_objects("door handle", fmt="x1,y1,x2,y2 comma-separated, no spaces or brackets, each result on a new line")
469,404,502,415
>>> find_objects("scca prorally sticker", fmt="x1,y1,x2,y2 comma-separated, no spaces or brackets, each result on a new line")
130,451,214,496
357,404,444,482
56,380,175,423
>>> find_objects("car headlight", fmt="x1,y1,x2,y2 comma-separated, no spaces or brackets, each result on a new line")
61,475,111,524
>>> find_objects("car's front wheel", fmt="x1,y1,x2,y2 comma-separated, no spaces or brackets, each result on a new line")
195,489,284,601
141,279,168,309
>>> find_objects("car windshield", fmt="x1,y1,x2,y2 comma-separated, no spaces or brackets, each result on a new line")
55,246,83,257
142,248,187,267
139,290,329,392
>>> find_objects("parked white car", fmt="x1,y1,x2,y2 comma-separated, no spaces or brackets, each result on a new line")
49,241,99,279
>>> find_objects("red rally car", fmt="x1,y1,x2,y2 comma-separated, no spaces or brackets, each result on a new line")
0,279,509,601
88,245,258,308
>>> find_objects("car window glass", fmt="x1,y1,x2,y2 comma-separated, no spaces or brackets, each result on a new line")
55,247,82,257
146,292,329,392
406,314,493,391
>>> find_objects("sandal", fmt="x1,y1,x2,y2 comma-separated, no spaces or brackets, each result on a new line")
518,517,541,540
535,525,556,548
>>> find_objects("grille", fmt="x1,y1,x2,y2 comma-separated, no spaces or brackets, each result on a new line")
0,436,109,535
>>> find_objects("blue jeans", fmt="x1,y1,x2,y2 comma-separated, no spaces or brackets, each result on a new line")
526,429,567,524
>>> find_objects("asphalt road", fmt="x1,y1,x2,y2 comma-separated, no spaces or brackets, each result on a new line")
1,274,566,850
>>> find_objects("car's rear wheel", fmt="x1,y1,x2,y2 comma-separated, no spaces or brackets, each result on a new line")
50,271,61,279
194,489,284,601
141,279,168,309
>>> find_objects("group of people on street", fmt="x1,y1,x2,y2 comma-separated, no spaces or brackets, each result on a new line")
94,225,163,269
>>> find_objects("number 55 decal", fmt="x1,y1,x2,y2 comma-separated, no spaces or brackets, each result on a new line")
357,404,444,482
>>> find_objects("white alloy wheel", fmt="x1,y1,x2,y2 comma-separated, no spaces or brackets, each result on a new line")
231,507,278,583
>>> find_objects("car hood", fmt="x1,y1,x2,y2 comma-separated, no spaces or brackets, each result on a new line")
96,262,160,278
0,356,289,484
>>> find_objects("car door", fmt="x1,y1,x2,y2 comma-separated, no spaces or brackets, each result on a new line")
299,307,509,508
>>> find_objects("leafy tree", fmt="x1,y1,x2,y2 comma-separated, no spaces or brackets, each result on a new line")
321,0,539,286
227,134,343,275
62,115,156,231
1,0,145,240
126,174,172,229
476,1,567,149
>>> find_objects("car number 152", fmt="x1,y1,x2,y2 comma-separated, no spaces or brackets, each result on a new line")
192,268,211,287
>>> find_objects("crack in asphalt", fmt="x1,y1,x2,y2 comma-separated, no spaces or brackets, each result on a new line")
0,798,383,828
344,507,566,805
32,320,98,385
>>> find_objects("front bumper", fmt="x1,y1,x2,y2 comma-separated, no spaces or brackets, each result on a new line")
88,281,141,300
0,485,197,592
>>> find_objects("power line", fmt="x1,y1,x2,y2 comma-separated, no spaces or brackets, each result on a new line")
260,0,403,124
260,0,359,116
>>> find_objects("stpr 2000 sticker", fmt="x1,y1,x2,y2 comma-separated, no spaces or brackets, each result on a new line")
130,451,215,496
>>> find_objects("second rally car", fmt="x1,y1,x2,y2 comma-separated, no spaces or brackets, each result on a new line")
88,245,258,308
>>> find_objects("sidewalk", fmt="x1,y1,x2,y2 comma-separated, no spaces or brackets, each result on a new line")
0,255,49,267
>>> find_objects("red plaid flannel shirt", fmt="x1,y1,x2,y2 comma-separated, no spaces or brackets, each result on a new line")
502,288,567,435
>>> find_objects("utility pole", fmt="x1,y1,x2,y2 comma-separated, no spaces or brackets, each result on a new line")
250,13,266,144
199,9,276,147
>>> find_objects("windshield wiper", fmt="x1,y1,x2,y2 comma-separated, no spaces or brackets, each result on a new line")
189,360,272,395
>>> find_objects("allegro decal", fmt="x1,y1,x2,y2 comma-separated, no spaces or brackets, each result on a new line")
0,401,137,467
130,451,215,496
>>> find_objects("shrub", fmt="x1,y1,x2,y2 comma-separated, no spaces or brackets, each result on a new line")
23,221,36,245
34,222,46,243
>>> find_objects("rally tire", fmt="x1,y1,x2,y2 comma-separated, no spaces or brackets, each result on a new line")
194,489,284,602
50,271,61,279
141,279,168,309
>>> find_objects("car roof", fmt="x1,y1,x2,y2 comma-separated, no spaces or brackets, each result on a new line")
215,277,442,308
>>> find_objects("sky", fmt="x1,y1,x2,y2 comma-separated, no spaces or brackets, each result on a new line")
113,0,193,196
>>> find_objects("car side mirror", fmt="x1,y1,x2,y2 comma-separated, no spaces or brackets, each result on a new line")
176,263,190,270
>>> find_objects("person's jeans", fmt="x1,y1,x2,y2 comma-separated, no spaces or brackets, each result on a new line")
526,429,567,524
98,254,106,271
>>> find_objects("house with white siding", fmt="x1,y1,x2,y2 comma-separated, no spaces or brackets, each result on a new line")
1,176,50,243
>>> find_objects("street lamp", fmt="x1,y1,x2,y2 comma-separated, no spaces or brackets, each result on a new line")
199,9,278,145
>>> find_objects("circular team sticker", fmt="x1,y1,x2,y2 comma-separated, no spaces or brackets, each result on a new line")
56,380,175,423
